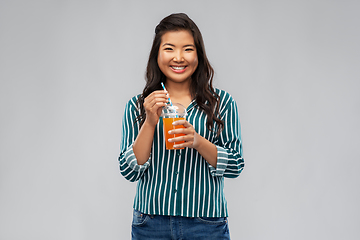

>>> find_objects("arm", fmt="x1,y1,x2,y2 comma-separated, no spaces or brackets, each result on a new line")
118,98,149,182
169,96,244,178
210,98,244,178
132,121,156,165
169,123,218,168
132,90,168,164
118,91,168,182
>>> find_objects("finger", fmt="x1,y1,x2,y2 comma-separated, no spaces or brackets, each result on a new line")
146,101,167,114
153,89,168,94
168,126,195,135
173,141,194,149
145,97,168,109
146,98,166,108
145,95,168,109
145,90,168,101
149,90,168,95
147,90,168,100
168,134,193,143
145,94,168,105
168,135,184,143
172,120,191,127
152,92,169,100
168,128,186,135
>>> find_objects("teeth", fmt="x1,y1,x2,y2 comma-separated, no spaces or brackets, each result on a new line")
172,66,185,70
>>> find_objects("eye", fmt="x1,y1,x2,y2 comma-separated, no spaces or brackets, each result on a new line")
185,48,194,52
164,47,173,51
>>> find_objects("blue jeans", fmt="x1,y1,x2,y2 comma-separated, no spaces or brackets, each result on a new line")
131,209,231,240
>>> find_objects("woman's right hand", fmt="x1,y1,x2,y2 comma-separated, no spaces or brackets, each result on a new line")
143,90,168,127
133,90,168,164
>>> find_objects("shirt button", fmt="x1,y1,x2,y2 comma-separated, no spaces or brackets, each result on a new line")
174,189,177,193
177,152,181,156
175,171,179,175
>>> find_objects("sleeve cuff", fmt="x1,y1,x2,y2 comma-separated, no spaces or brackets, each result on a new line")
209,145,229,177
124,143,151,172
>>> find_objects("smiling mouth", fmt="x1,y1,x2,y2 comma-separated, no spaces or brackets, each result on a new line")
171,66,186,70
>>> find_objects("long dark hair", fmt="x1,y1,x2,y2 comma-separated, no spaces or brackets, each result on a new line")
137,13,224,136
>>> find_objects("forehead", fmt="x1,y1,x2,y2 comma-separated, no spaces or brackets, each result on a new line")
160,30,195,45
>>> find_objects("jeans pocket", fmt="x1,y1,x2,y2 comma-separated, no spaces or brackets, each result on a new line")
132,209,150,226
196,217,228,225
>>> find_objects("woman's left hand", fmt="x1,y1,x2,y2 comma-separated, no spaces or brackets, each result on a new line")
168,120,200,149
169,119,218,168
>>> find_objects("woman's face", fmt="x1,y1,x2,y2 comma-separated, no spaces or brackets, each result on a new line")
157,30,198,84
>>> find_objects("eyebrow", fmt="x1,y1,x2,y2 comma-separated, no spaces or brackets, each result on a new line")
162,43,195,48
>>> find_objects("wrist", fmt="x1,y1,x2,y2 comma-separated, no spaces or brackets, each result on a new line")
194,134,218,168
193,133,204,151
143,118,158,129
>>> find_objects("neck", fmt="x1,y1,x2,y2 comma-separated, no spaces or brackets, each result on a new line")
164,79,193,107
165,80,192,98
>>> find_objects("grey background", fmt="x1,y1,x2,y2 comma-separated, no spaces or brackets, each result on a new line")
1,0,359,239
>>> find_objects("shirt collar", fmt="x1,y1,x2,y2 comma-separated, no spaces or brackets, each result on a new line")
186,99,198,112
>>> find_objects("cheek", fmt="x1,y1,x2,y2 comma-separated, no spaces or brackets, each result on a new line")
157,55,165,72
157,53,162,65
157,54,169,75
158,52,169,66
192,56,199,69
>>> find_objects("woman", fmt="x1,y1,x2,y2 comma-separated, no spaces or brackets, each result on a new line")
119,13,244,240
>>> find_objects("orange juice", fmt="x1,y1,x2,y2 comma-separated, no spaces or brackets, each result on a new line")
163,117,185,150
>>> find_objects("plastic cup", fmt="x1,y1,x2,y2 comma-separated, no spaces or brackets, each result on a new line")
161,103,187,150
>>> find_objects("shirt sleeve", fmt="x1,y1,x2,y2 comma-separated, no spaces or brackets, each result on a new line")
118,98,151,182
210,97,244,178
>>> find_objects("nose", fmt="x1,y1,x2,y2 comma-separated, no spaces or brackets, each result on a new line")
173,50,184,62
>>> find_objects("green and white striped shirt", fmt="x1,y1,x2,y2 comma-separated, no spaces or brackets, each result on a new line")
119,88,244,217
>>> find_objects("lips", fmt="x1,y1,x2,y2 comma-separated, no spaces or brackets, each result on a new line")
170,65,187,73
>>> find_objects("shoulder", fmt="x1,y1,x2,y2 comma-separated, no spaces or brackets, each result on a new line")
214,88,236,112
125,94,141,112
